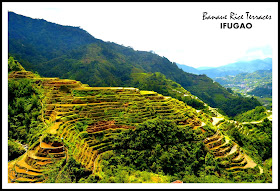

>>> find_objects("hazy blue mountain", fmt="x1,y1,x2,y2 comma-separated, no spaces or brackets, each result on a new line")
176,63,200,74
217,58,272,73
177,58,272,78
196,66,214,70
198,58,272,78
198,69,241,78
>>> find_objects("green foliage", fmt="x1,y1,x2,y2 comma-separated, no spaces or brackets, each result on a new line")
130,72,205,110
214,69,272,108
263,158,272,170
74,121,88,132
8,56,25,72
234,106,269,122
247,83,272,98
219,97,262,118
8,139,26,161
81,151,173,183
182,173,233,183
44,157,91,183
101,118,207,178
8,78,44,144
214,69,272,90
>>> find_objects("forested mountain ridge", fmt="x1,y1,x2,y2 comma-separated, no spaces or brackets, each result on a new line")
8,11,98,66
8,57,271,183
8,11,261,117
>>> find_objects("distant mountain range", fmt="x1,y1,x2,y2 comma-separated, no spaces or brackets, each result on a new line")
176,58,272,78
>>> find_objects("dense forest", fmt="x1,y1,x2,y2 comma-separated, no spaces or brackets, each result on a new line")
247,82,272,98
8,70,44,147
8,11,262,117
234,106,270,123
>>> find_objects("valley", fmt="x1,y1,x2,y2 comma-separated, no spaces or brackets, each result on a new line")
213,70,272,109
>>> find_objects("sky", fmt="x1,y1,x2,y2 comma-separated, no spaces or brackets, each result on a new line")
2,2,278,68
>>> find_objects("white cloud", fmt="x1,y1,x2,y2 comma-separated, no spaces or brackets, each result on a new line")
235,45,273,61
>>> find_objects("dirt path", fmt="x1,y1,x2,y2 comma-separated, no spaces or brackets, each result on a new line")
16,153,43,172
28,150,51,161
92,154,101,174
49,122,62,134
15,166,42,176
241,115,272,125
193,122,206,133
243,154,257,169
212,117,224,126
227,144,237,156
8,160,17,183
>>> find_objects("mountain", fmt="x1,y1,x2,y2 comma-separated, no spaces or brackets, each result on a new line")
199,58,272,78
8,11,262,117
196,66,214,70
178,59,272,78
176,63,200,74
216,58,272,73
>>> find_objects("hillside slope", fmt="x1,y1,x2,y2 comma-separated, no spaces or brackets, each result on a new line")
8,11,261,117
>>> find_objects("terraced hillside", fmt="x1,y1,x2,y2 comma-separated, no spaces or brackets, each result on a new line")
8,70,265,183
8,70,200,182
203,130,262,174
8,139,66,183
